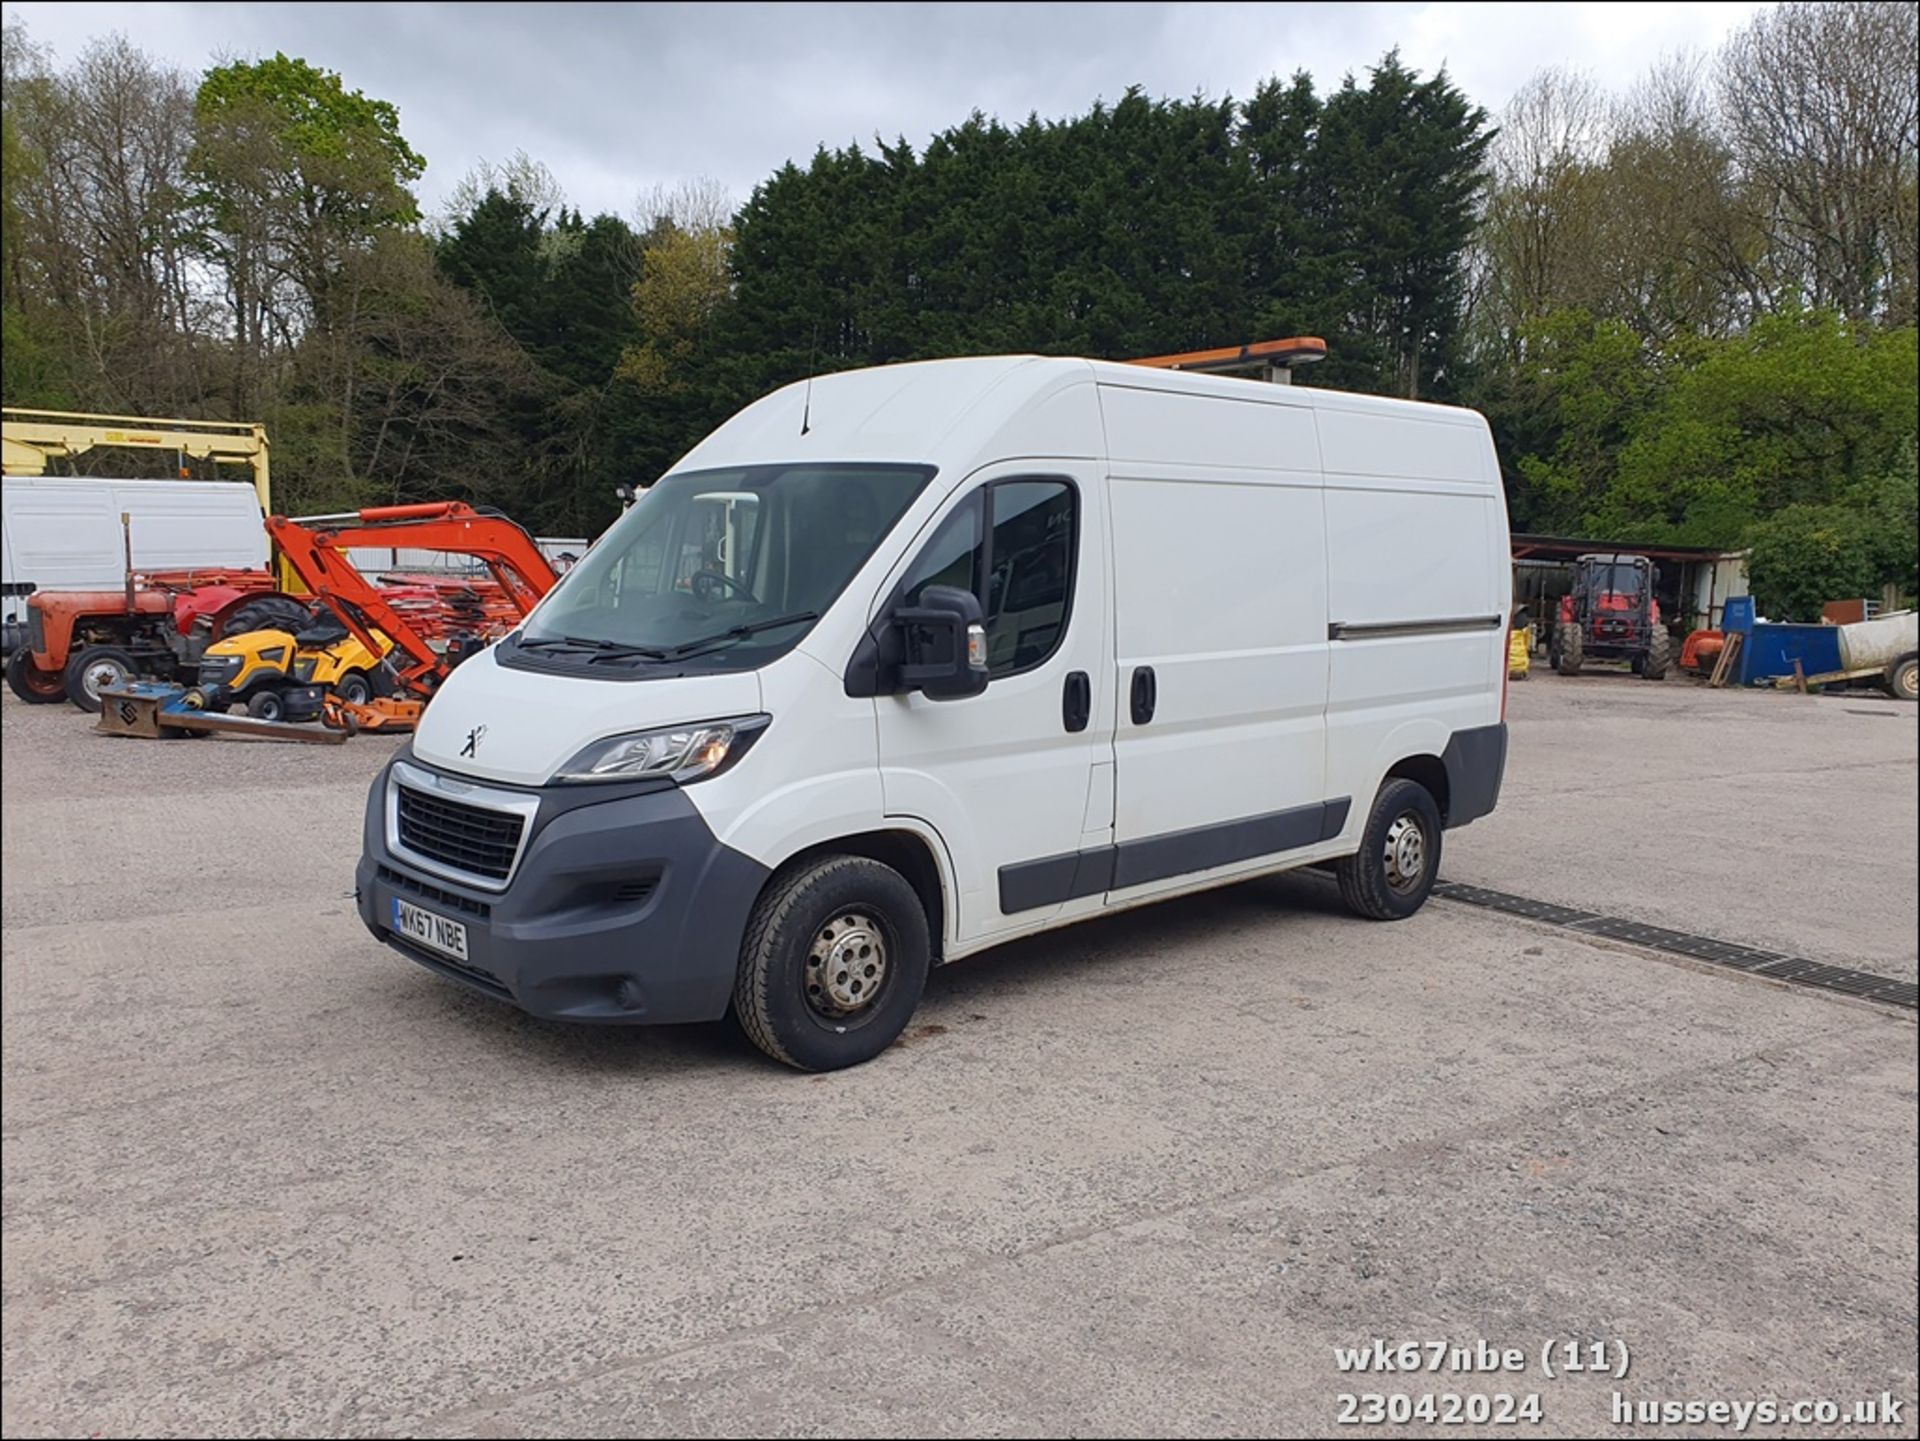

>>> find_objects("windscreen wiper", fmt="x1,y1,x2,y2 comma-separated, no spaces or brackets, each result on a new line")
518,634,670,660
665,612,820,659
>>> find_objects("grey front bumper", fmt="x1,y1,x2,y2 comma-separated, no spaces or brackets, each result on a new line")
356,756,770,1024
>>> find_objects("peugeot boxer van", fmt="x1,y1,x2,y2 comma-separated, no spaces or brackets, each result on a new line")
356,356,1511,1070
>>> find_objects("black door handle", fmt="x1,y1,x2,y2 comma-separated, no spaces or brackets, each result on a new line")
1063,671,1090,733
1129,665,1156,725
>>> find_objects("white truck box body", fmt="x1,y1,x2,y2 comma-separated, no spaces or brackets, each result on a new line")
2,475,266,632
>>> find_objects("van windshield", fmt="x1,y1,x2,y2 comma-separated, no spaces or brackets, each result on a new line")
518,463,935,665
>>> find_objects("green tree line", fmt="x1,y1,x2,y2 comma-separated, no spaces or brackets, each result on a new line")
3,4,1915,616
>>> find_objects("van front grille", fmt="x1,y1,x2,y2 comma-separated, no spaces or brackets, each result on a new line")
394,785,525,882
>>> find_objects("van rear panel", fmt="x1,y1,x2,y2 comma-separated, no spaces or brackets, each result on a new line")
1315,401,1509,834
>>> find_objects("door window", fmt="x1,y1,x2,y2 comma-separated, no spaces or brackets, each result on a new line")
899,493,982,607
897,479,1077,678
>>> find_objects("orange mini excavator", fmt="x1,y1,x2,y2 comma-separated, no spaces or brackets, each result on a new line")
265,503,560,733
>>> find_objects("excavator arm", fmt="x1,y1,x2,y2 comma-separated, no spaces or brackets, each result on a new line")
264,503,560,699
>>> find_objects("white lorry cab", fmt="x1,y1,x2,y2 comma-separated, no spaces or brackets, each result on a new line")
356,356,1512,1069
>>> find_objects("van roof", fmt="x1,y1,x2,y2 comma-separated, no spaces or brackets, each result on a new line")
672,354,1488,477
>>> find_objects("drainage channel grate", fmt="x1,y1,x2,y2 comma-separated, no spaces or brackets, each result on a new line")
1431,882,1918,1012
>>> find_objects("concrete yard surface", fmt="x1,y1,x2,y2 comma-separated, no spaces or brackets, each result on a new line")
2,673,1916,1438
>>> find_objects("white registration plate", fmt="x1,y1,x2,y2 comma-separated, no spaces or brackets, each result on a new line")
391,897,469,962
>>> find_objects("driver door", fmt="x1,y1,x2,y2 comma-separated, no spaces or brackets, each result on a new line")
873,465,1115,944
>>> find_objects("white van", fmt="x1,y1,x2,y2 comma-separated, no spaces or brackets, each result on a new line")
1,475,267,645
356,356,1511,1069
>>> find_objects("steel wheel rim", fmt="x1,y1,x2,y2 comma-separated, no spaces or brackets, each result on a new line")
1383,813,1427,892
22,664,63,698
805,910,889,1019
83,659,129,700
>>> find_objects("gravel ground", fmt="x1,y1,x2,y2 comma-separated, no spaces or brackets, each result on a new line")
2,673,1915,1438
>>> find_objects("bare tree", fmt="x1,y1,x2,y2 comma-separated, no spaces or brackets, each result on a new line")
633,175,734,241
434,149,565,235
1718,0,1920,323
4,31,207,412
1599,53,1758,339
1475,68,1611,352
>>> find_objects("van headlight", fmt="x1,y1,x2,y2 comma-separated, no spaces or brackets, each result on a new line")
551,714,770,785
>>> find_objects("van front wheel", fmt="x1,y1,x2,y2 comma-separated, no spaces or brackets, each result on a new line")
733,854,930,1071
1335,779,1444,922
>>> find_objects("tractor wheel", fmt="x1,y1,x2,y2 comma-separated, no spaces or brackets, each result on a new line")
221,596,309,638
1555,622,1584,676
1642,624,1671,681
249,689,287,722
333,670,373,707
63,645,141,713
6,647,68,704
1889,657,1918,703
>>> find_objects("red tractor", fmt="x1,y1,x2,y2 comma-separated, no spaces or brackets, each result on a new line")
1550,552,1671,680
4,570,304,711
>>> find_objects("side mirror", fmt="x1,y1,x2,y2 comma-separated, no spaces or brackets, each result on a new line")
892,584,988,699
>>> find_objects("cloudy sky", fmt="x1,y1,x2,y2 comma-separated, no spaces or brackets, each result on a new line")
4,1,1767,220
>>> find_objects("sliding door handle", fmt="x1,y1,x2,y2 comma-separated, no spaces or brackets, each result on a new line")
1129,665,1156,725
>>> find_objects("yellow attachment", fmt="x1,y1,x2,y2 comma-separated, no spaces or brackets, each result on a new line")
1508,626,1532,680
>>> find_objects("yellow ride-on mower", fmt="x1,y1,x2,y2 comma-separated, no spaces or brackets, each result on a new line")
191,609,394,721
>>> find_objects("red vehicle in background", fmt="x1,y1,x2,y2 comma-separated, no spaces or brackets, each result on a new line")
4,568,296,710
1550,552,1672,680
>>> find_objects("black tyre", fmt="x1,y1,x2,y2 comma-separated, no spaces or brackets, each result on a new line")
334,670,372,706
222,597,309,638
249,689,287,722
6,647,67,704
733,855,930,1071
63,645,141,713
1555,622,1584,676
1642,624,1671,680
1335,778,1444,922
1889,656,1918,702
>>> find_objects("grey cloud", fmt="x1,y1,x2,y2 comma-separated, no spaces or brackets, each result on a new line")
2,1,1764,219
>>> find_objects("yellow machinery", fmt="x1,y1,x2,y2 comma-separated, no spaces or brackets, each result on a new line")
194,618,393,721
0,408,307,590
2,408,271,505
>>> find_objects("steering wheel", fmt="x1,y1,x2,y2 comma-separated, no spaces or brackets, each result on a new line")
691,569,759,605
